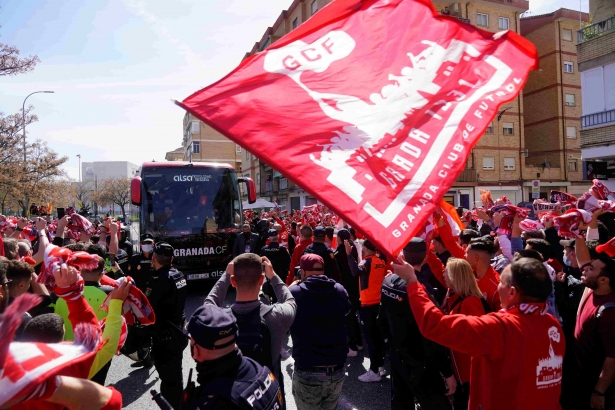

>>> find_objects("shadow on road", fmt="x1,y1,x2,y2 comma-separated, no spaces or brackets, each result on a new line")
109,367,159,407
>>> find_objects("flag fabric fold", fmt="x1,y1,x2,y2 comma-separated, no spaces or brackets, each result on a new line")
179,0,538,258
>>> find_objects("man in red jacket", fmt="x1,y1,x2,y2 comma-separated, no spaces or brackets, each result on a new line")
394,254,564,410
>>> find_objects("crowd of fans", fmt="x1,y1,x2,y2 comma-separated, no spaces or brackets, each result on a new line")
2,178,615,410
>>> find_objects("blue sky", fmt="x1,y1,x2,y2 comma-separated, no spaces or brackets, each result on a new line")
0,0,589,180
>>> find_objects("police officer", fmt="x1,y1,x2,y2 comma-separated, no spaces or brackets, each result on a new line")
145,241,188,410
128,234,155,291
185,304,283,410
380,238,457,409
119,226,133,262
261,228,291,301
303,226,342,283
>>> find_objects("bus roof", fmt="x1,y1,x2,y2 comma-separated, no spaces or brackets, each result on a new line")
140,161,235,170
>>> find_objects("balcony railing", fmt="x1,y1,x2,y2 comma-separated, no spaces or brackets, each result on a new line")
577,16,615,44
456,168,477,183
581,109,615,129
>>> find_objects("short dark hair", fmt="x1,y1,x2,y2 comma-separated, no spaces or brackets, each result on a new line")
65,242,89,253
525,239,552,261
324,227,335,241
86,244,106,259
432,236,444,246
402,242,427,267
291,222,297,229
82,255,105,276
300,225,313,238
21,313,65,343
514,249,544,262
459,229,480,245
6,260,34,287
597,254,615,290
3,238,18,260
348,227,357,239
523,230,546,240
467,238,495,255
232,253,263,288
509,257,552,301
153,253,172,266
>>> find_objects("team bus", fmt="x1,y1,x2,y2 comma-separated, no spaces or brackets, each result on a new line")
130,161,256,281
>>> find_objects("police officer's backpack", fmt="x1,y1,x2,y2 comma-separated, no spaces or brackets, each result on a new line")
195,358,282,410
232,304,275,372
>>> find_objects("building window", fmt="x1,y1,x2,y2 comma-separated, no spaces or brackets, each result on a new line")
192,141,200,154
191,121,200,134
292,18,298,29
236,145,242,153
566,126,577,139
256,173,261,185
311,0,318,15
565,93,575,106
504,157,516,170
483,157,495,170
562,28,573,41
568,161,578,171
564,61,574,73
477,13,488,27
486,121,494,134
503,122,514,135
498,17,509,30
245,151,249,160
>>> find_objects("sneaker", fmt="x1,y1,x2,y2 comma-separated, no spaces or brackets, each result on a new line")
347,348,358,357
358,370,381,383
357,345,364,351
378,366,387,377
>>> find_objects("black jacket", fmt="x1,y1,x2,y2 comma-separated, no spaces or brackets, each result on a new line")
303,242,342,284
145,265,187,332
289,275,350,368
260,242,291,282
335,244,359,300
381,274,453,378
232,232,259,257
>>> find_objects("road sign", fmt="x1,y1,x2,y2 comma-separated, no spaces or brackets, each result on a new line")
532,180,540,199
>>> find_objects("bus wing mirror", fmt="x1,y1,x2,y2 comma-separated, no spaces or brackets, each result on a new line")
131,176,142,206
238,177,257,204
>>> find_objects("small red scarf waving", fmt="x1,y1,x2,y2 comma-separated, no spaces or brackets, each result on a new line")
491,204,529,237
38,245,100,290
100,276,156,326
66,207,95,235
553,209,592,239
591,179,615,201
0,294,103,408
550,190,577,206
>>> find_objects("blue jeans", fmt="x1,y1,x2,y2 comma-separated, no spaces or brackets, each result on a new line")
292,368,345,410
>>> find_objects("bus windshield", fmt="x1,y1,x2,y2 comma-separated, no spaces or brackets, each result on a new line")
141,166,241,237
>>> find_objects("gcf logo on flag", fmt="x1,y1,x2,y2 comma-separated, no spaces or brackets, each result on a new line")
178,0,538,258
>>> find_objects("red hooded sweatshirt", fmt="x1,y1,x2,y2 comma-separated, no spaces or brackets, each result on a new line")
408,282,564,410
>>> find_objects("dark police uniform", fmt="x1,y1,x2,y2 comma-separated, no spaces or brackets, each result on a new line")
128,234,155,291
302,226,342,283
381,274,454,410
261,229,291,302
185,305,283,410
145,241,188,410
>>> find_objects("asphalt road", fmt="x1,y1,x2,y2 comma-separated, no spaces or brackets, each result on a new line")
105,281,392,410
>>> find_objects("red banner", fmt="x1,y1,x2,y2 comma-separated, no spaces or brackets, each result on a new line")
178,0,538,258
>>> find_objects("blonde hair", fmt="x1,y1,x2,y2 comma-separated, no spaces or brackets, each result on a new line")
445,258,483,298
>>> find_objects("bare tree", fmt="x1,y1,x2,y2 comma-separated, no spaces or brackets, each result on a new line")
0,33,40,76
96,177,131,220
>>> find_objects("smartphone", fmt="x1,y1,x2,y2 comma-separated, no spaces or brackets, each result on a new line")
57,208,66,219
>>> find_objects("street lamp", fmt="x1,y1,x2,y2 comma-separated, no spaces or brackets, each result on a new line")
22,91,54,162
76,154,81,182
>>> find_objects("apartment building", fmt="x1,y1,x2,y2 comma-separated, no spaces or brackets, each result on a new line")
242,0,531,209
178,112,242,171
520,9,591,198
576,1,615,189
164,147,184,161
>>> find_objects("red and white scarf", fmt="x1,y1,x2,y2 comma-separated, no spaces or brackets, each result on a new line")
578,191,615,213
66,207,95,235
99,316,128,355
503,302,549,316
591,179,615,201
38,245,100,289
553,209,592,239
550,190,577,206
100,277,156,326
519,219,544,232
0,294,102,408
491,204,529,237
533,200,561,216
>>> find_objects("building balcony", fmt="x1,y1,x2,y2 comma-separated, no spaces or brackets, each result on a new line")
577,16,614,44
581,109,615,130
446,0,529,13
456,168,477,183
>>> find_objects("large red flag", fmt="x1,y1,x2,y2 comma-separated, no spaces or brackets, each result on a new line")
178,0,538,259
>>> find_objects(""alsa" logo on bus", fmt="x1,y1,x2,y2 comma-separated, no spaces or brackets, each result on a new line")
174,246,228,257
173,174,212,182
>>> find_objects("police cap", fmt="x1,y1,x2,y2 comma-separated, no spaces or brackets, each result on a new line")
187,304,237,350
314,226,326,238
140,233,154,244
153,242,174,257
268,228,279,237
